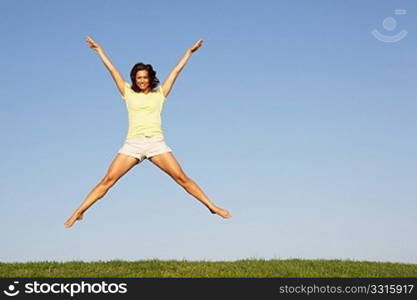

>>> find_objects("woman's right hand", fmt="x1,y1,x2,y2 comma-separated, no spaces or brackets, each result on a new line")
86,36,102,52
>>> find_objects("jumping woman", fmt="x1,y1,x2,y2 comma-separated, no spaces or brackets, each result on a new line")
64,36,231,228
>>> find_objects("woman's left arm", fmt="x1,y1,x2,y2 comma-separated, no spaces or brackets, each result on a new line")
162,39,203,98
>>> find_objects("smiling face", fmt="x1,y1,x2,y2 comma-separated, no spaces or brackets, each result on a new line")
135,70,151,92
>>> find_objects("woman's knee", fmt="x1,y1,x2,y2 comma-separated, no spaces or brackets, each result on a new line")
99,175,117,188
175,174,191,187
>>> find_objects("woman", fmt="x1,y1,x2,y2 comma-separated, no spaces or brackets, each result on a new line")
64,37,231,228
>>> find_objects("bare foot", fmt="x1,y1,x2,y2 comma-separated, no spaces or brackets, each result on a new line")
209,206,231,219
64,212,84,228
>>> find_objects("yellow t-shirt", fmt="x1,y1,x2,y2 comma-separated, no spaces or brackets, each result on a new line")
121,82,167,139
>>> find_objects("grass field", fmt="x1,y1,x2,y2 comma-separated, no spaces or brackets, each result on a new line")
1,259,416,278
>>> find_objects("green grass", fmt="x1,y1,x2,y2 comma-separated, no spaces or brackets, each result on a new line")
1,259,416,278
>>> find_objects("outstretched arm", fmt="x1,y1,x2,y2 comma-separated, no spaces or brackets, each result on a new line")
86,36,126,98
162,39,203,98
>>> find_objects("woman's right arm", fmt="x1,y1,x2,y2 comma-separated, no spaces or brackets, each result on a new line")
86,36,125,98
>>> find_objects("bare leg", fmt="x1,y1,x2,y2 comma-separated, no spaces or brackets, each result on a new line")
64,153,140,228
149,152,231,218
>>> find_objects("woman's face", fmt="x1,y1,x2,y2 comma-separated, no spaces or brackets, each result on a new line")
135,70,151,92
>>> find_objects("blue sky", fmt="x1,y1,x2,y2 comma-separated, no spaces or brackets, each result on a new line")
1,0,416,264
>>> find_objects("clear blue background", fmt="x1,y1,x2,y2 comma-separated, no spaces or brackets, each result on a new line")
1,0,416,263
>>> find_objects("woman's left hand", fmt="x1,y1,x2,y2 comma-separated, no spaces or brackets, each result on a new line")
189,39,204,53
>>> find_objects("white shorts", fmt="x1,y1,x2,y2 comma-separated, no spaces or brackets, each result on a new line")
118,135,172,162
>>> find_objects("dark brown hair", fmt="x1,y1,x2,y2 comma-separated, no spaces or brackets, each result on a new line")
129,63,160,92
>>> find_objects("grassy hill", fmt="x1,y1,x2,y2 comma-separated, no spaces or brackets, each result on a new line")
1,259,416,277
